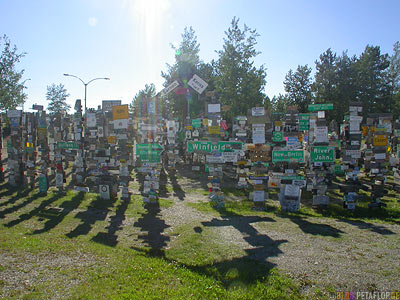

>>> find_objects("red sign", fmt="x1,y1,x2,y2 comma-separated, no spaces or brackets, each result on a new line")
175,87,190,95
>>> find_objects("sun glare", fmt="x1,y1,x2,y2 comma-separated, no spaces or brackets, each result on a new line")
130,0,170,46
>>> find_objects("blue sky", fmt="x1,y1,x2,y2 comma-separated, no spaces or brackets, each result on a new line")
1,0,399,112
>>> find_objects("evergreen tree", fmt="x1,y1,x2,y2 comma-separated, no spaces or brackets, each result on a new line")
214,17,266,120
284,64,313,112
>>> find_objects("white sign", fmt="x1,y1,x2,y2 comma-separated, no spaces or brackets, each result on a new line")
188,74,208,94
206,155,225,163
86,113,97,127
161,80,179,96
314,126,328,143
99,185,110,200
317,111,325,119
222,152,238,163
374,153,386,160
7,110,22,118
349,121,360,132
253,190,265,202
208,104,221,113
102,100,121,112
252,107,265,116
284,184,300,197
345,150,361,159
56,173,63,187
252,124,265,144
114,119,128,129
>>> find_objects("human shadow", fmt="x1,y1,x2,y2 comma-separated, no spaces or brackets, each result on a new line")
91,197,130,247
4,192,64,227
337,219,395,235
167,168,185,201
66,195,117,238
158,168,170,198
131,202,170,256
32,191,85,235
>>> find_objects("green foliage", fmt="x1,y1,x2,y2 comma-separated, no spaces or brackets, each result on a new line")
0,34,27,111
161,27,209,121
271,94,290,114
284,64,313,112
214,17,267,121
130,83,157,117
46,83,70,114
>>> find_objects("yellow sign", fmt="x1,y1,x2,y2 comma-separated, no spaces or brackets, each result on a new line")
373,135,387,146
186,125,193,130
362,126,368,136
202,119,209,126
112,104,129,120
275,121,282,127
107,136,117,144
208,126,220,135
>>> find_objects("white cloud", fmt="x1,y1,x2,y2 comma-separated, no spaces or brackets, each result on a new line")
88,17,98,27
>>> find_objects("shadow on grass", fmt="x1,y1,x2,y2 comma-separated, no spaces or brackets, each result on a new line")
66,195,117,238
92,196,131,247
0,190,43,220
32,191,85,235
167,168,185,201
0,187,31,208
131,202,170,256
4,191,64,227
336,219,395,235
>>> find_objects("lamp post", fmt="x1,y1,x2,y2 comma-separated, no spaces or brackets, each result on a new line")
63,74,110,114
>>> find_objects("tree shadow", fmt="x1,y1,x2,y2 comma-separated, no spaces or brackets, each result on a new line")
131,202,170,257
91,197,131,247
0,191,42,220
66,195,117,238
167,168,185,201
289,217,344,238
31,191,85,235
336,219,395,235
4,192,64,227
0,188,31,208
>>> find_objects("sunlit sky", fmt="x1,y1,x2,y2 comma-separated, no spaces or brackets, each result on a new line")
1,0,399,112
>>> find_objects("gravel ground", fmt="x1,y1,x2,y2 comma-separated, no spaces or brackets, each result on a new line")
0,162,399,298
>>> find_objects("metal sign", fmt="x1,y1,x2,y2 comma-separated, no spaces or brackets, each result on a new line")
161,80,179,96
273,131,284,142
112,104,129,120
310,146,335,162
308,103,333,111
102,100,121,112
272,150,305,163
188,74,208,94
187,141,243,153
57,142,79,150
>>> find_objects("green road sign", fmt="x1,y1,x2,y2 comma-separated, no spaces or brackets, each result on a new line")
299,113,311,120
308,103,333,111
299,119,309,131
310,146,335,162
187,141,243,153
272,131,284,142
38,177,48,193
192,118,202,128
136,143,163,163
272,150,305,163
57,142,79,150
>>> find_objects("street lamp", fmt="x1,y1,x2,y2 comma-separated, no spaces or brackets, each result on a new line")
63,74,110,113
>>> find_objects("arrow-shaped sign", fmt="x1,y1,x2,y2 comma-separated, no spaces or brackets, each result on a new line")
161,80,179,96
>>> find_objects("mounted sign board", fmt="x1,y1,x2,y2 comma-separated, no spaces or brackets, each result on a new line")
208,126,220,135
86,113,97,127
99,185,110,200
192,119,202,128
251,107,265,116
161,80,179,96
32,104,44,110
308,103,333,111
7,110,22,118
299,120,309,131
188,74,208,94
112,104,129,120
273,131,284,142
208,104,221,113
102,100,121,112
310,146,335,162
272,150,305,163
373,135,387,147
57,142,79,150
114,119,128,129
314,126,328,143
187,141,243,153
